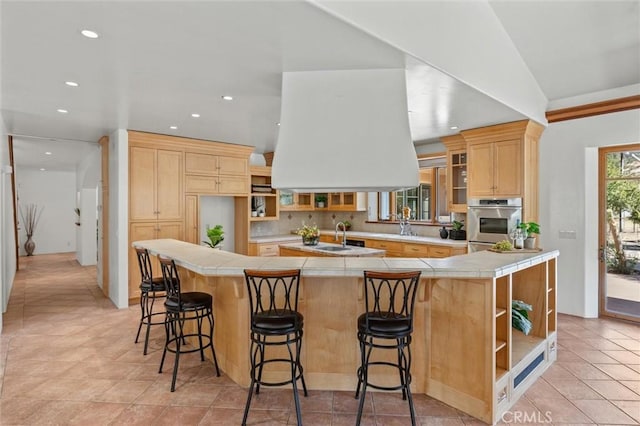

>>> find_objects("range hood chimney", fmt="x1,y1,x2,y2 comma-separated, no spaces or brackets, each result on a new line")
272,69,419,192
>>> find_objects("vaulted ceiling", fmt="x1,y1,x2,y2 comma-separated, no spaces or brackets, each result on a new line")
2,0,638,171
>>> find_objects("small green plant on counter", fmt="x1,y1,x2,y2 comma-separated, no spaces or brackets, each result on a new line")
519,222,540,236
512,300,533,335
203,225,224,248
315,194,327,203
452,220,464,231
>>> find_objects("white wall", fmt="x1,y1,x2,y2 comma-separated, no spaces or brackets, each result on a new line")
539,109,640,317
16,168,76,255
109,129,129,309
200,196,236,252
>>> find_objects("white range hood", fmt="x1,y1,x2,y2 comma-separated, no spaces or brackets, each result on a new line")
271,69,419,192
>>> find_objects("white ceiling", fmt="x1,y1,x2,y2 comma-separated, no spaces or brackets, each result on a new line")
2,0,638,171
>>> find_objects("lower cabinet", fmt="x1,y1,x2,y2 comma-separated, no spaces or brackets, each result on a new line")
129,221,183,301
365,239,404,256
248,239,299,257
185,195,199,244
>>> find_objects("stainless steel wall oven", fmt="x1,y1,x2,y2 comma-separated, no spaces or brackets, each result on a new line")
467,198,522,252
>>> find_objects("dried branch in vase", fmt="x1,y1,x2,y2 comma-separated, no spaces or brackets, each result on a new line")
20,203,43,237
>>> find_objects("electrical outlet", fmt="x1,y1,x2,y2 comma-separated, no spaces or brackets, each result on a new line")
558,230,576,239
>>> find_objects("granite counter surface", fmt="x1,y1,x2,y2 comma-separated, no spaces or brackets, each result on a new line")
134,239,558,279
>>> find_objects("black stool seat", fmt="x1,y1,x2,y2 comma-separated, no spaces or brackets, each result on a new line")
140,276,166,292
355,270,422,426
357,312,411,336
252,310,304,333
134,248,168,355
243,269,307,426
165,291,212,311
158,256,220,392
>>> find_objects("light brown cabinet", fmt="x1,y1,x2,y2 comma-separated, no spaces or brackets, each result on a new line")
129,147,183,221
280,191,365,211
442,135,467,213
185,152,248,195
185,195,199,244
128,221,183,299
467,139,521,197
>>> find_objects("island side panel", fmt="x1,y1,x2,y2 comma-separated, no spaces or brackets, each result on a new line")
428,277,494,423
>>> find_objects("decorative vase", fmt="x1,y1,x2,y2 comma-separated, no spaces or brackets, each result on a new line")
317,202,325,208
302,236,319,246
439,226,449,239
25,235,35,256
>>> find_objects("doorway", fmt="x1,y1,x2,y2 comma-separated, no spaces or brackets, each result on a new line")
598,144,640,322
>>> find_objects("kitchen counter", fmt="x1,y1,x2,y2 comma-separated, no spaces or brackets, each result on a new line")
249,231,468,248
133,238,559,423
135,239,557,278
279,242,385,257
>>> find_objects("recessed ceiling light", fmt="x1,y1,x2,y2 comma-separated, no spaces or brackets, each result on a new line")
191,113,200,118
221,95,233,101
40,168,46,171
276,122,281,126
169,126,178,130
450,126,458,130
65,81,79,87
81,29,99,39
45,152,52,155
57,109,68,113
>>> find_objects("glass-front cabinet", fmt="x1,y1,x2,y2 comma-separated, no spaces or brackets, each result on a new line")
442,134,468,213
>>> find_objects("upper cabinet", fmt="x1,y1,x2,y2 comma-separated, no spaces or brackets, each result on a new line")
441,135,467,213
130,146,183,221
461,120,544,223
185,152,248,195
249,166,279,221
467,139,522,198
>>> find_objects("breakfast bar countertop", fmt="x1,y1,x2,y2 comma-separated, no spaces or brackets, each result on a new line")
248,230,468,247
278,242,385,257
134,239,559,279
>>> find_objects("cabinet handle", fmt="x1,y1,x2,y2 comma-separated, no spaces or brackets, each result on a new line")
497,388,507,404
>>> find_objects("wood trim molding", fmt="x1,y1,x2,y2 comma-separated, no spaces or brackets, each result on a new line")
546,95,640,123
8,135,19,270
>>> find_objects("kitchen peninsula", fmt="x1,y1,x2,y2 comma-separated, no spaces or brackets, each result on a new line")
134,239,558,424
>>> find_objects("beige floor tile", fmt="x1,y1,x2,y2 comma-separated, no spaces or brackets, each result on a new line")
610,400,640,423
572,399,637,424
545,378,603,400
561,362,616,380
154,405,209,425
529,398,591,423
584,380,640,400
602,350,640,365
595,364,640,381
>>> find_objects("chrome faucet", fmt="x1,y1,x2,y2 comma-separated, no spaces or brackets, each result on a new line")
335,222,347,247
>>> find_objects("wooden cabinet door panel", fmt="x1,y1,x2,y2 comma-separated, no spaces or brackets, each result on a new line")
156,150,183,220
493,140,522,197
403,243,430,257
185,152,217,175
185,195,199,244
129,147,157,220
218,176,249,195
218,156,248,176
467,143,494,197
129,222,160,299
185,175,217,194
157,221,184,241
428,246,451,258
366,239,403,256
258,244,280,257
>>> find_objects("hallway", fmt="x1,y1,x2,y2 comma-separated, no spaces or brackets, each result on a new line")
0,253,638,425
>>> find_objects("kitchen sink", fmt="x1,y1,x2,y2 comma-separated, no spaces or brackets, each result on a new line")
315,246,352,252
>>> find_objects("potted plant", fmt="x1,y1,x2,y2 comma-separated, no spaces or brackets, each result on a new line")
203,224,224,249
337,220,351,231
448,220,466,240
315,194,327,208
519,222,540,249
297,224,320,245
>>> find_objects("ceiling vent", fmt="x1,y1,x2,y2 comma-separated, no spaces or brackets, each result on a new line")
272,69,419,192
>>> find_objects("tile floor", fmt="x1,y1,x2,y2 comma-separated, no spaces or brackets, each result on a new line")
1,253,639,425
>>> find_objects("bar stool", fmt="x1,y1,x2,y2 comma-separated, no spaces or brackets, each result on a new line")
355,270,422,426
134,247,167,355
158,256,220,392
242,269,307,426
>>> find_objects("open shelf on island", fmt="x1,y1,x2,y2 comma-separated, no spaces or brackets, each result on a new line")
496,367,508,382
495,340,507,352
512,330,545,367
